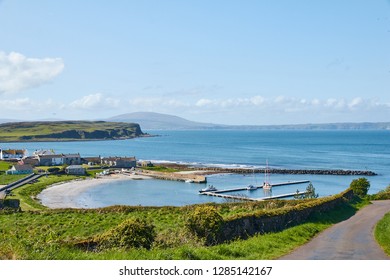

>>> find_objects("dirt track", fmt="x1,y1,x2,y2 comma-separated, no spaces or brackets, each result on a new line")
279,200,390,260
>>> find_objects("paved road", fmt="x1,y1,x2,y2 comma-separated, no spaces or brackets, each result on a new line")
280,200,390,260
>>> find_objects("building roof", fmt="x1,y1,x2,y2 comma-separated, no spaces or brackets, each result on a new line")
12,164,33,171
38,153,80,159
66,165,85,169
1,149,26,155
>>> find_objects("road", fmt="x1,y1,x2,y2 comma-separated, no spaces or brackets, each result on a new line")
279,200,390,260
0,174,42,199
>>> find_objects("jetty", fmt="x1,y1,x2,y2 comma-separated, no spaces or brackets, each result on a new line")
136,169,207,183
200,190,311,202
202,180,310,194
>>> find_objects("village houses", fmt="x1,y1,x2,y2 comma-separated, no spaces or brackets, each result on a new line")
0,149,27,160
1,147,138,175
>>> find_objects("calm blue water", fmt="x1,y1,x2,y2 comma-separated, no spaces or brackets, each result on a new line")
2,130,390,207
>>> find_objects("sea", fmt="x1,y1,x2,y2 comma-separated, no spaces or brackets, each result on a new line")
2,130,390,207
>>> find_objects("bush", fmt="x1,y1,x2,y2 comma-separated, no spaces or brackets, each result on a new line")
47,167,60,174
185,205,223,245
95,218,156,250
350,178,370,197
372,185,390,200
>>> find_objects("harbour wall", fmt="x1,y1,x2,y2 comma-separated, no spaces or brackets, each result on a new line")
219,188,354,242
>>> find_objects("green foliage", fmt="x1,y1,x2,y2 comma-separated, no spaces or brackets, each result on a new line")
94,218,156,250
0,188,367,260
185,205,224,245
375,212,390,255
371,185,390,200
141,166,179,173
0,160,12,171
304,182,319,199
0,121,143,142
350,178,370,197
47,167,61,174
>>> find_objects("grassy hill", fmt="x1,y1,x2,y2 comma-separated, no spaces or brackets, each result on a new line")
0,121,145,142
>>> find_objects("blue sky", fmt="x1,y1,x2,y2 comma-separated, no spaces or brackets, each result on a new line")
0,0,389,125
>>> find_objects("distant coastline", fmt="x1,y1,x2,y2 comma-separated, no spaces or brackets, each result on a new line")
0,120,147,142
2,112,390,131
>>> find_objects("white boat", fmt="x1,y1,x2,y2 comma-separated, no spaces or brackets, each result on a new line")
246,184,257,190
263,182,272,190
199,185,217,193
185,179,194,183
263,160,272,190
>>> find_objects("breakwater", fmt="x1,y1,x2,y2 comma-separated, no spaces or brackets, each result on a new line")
188,167,377,176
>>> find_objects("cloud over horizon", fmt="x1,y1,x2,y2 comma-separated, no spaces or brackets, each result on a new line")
0,51,64,95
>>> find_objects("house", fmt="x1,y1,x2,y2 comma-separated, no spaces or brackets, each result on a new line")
63,154,82,165
65,165,86,175
0,149,27,160
6,164,34,175
101,156,136,168
82,156,102,166
140,160,153,167
37,153,81,166
37,154,64,166
19,157,39,167
32,149,55,157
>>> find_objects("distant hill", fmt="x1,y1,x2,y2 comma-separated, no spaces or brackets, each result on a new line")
0,121,145,142
107,112,227,130
107,112,390,130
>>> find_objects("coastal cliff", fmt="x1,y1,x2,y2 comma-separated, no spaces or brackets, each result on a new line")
0,121,146,142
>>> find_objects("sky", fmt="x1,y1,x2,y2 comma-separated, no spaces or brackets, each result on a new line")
0,0,389,125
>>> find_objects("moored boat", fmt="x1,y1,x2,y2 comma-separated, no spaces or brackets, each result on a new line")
199,185,217,193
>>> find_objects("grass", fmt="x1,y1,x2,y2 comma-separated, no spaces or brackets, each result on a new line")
0,172,383,260
141,166,180,173
0,182,369,260
0,121,142,142
375,212,390,255
0,160,29,186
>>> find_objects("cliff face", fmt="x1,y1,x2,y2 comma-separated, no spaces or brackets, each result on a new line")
0,121,146,142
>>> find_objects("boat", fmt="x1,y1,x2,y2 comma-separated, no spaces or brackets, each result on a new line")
246,184,257,190
262,160,272,190
199,185,217,193
185,179,194,183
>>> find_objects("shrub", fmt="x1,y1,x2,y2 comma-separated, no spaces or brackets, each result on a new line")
350,178,370,197
95,218,156,250
185,205,223,245
47,167,60,174
372,185,390,200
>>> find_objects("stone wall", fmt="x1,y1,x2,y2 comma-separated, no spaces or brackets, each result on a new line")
220,189,354,242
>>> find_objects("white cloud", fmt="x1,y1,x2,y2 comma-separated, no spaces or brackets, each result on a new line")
0,51,64,94
348,97,364,109
69,93,120,110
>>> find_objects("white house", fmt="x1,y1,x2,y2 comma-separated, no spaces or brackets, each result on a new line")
6,164,34,175
0,149,27,160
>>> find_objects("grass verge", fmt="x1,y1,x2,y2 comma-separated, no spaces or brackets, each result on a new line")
375,212,390,255
0,194,368,260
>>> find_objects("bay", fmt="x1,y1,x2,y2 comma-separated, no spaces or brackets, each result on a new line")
2,130,390,207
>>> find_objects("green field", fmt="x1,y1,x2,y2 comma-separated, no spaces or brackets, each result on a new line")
0,172,373,260
0,121,144,142
1,170,389,260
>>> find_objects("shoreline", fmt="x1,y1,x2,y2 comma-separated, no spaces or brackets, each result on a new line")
37,173,152,209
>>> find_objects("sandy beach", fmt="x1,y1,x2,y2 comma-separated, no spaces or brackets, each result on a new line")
37,173,152,209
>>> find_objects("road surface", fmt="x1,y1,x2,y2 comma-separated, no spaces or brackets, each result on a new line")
279,200,390,260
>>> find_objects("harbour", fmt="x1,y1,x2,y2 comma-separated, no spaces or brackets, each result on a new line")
199,179,312,202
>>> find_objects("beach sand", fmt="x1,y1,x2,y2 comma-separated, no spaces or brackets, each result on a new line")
37,173,152,209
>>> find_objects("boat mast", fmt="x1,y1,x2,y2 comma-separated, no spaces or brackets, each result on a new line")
265,159,270,185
